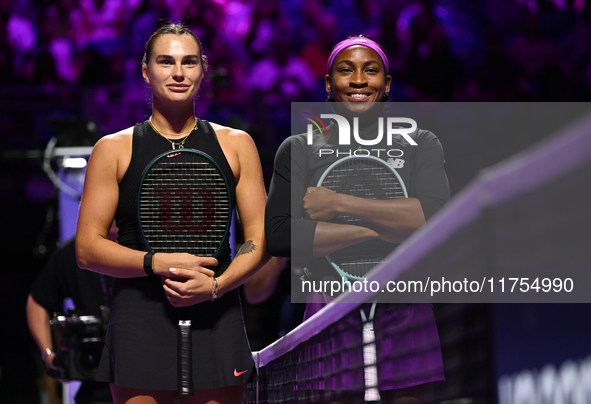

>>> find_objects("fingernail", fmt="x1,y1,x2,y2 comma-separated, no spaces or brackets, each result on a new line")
169,268,177,273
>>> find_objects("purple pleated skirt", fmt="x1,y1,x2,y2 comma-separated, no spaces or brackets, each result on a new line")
302,292,445,391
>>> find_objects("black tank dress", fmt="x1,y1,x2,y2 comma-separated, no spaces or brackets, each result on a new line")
95,120,256,390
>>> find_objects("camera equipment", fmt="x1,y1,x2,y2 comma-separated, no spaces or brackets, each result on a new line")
49,306,108,380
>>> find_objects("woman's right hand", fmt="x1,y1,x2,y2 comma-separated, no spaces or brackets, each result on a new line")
155,253,218,306
154,252,217,280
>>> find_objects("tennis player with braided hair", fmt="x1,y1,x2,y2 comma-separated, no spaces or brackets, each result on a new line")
76,23,267,403
264,35,450,403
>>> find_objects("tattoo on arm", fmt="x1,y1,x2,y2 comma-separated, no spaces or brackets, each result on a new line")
236,240,257,258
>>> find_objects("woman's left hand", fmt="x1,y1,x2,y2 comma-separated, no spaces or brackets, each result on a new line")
161,267,215,307
303,187,339,220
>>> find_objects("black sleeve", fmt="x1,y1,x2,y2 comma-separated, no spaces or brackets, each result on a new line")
29,237,110,316
413,130,451,220
265,136,318,257
29,237,78,314
265,131,450,256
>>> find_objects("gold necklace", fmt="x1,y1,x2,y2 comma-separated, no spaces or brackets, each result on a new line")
149,117,198,150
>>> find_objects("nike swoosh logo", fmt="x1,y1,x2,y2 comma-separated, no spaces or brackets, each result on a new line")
234,369,248,377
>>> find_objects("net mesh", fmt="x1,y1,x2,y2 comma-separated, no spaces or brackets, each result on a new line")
250,310,365,404
246,112,591,403
247,303,454,404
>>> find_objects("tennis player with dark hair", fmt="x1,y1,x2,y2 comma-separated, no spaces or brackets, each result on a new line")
76,23,268,403
265,35,449,402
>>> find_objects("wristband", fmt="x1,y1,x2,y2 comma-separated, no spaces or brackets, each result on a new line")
42,348,53,361
144,252,155,276
211,277,218,302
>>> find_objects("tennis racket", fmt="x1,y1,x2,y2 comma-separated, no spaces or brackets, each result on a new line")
317,155,408,280
318,155,407,401
137,149,231,396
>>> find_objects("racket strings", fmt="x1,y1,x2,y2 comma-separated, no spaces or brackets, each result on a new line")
330,240,394,277
321,160,405,225
139,154,230,257
320,158,406,278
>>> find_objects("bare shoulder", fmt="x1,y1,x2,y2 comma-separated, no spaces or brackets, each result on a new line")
210,122,254,145
87,126,134,181
210,122,259,159
209,122,261,182
93,126,134,152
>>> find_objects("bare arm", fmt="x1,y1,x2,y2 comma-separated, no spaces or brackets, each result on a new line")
314,221,385,256
243,256,289,304
76,133,217,279
163,129,270,306
304,132,449,250
26,295,56,369
266,137,382,258
212,131,270,295
304,187,425,244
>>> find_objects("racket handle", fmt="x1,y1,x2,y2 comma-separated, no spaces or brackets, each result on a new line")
177,320,194,396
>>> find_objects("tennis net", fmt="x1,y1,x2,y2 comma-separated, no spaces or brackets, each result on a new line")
246,108,591,403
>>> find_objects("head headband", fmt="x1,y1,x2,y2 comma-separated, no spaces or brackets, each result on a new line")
326,37,389,74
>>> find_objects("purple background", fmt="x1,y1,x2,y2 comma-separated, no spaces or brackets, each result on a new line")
1,0,591,402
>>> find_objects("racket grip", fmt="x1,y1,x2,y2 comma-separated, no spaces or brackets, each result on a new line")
177,320,194,396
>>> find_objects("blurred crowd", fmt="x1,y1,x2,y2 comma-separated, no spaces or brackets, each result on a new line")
2,0,591,207
1,2,590,400
1,0,591,201
2,0,591,107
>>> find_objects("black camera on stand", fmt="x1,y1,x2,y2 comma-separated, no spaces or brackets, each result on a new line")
49,306,109,380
